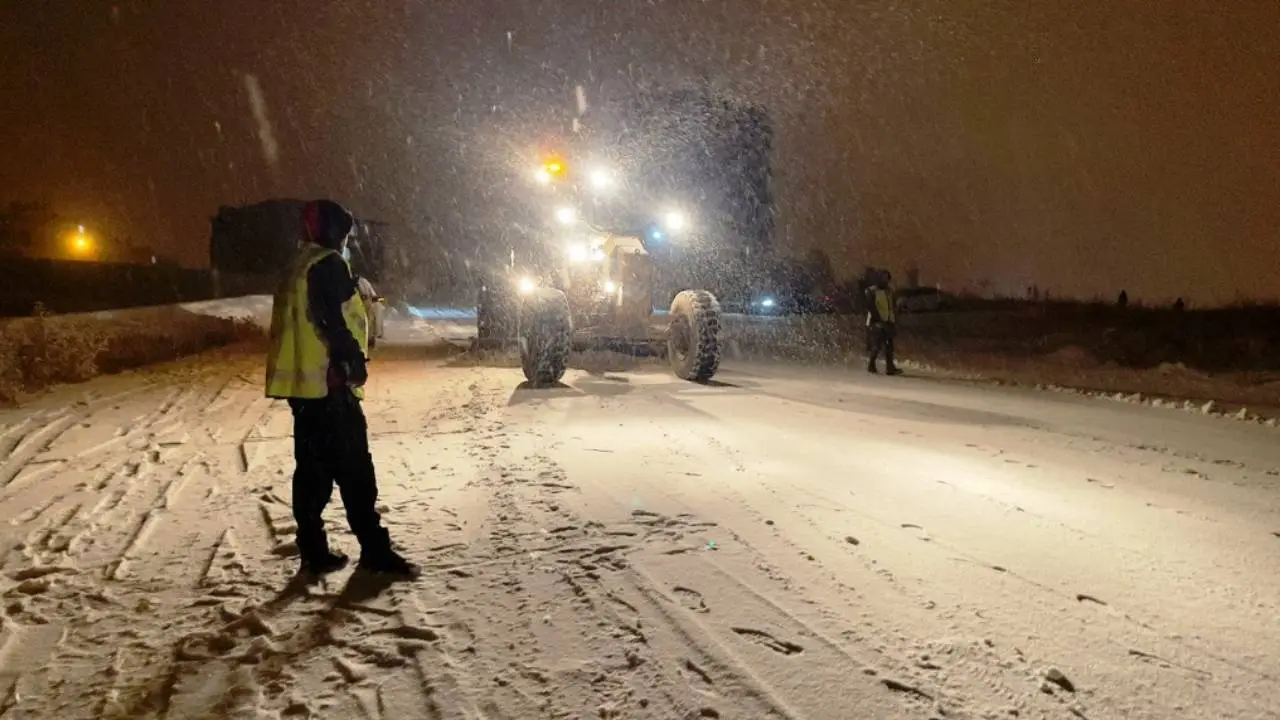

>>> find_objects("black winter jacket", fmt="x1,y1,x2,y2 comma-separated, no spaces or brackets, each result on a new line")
306,253,364,372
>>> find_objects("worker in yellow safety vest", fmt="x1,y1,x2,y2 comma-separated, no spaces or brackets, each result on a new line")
865,269,903,376
265,199,418,579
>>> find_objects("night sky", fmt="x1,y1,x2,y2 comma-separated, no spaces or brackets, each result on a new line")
1,0,1276,304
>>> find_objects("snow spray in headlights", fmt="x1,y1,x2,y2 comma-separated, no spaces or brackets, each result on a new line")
517,276,537,295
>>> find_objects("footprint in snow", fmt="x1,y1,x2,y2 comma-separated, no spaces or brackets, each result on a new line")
672,586,709,613
680,658,717,689
731,627,803,656
900,523,931,541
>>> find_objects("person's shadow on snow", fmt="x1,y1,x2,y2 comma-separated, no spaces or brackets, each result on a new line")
256,568,399,683
114,568,403,717
262,565,395,613
327,568,397,606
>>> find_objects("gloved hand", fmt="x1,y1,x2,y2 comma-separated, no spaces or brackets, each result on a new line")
340,356,369,387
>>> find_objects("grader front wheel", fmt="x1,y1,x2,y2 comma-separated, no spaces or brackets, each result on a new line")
518,288,572,387
667,290,721,383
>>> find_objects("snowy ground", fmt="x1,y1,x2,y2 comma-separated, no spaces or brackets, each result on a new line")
1,313,1278,719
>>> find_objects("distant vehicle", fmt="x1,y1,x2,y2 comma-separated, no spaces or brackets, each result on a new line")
895,286,950,313
210,199,389,296
747,292,789,315
210,199,306,279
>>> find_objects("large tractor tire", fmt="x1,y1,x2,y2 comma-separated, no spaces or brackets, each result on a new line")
518,288,572,387
667,290,721,382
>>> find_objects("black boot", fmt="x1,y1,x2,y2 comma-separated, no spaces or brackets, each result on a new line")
866,361,878,374
886,366,904,376
358,546,421,578
356,528,420,578
301,549,349,577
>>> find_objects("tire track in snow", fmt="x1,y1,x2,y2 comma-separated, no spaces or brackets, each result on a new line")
6,364,250,583
661,390,1280,718
85,369,485,718
48,458,158,571
389,591,474,720
551,398,1003,718
96,648,127,719
198,528,245,591
1,382,203,508
0,413,77,489
662,425,1074,717
0,622,69,716
760,450,1278,691
442,378,556,716
483,384,831,718
106,510,164,581
0,381,159,484
375,370,664,717
0,358,269,718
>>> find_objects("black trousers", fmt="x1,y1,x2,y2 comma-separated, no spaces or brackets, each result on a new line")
288,390,389,561
867,323,898,370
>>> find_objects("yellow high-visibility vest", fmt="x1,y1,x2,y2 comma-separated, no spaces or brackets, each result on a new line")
868,287,896,326
265,245,369,400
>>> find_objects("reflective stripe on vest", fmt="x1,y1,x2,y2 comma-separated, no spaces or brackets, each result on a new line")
265,245,369,400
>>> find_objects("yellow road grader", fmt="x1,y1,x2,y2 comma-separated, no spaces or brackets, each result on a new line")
476,226,721,386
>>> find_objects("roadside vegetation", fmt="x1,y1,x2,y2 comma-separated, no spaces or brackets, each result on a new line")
0,303,262,405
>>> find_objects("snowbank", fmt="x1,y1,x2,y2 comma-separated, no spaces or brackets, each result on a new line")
180,295,275,327
716,313,1280,423
0,300,264,405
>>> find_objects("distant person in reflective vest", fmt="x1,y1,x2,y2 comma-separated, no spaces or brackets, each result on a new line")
865,269,903,376
265,199,418,579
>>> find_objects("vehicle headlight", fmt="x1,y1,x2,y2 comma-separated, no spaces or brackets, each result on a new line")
588,167,614,193
603,280,618,294
555,206,577,226
567,243,588,263
517,276,536,295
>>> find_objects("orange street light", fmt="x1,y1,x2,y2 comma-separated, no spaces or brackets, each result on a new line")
69,225,93,256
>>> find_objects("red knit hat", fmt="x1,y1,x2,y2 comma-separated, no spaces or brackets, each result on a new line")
301,200,354,249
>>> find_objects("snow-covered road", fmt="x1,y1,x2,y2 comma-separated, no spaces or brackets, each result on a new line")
1,317,1278,719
